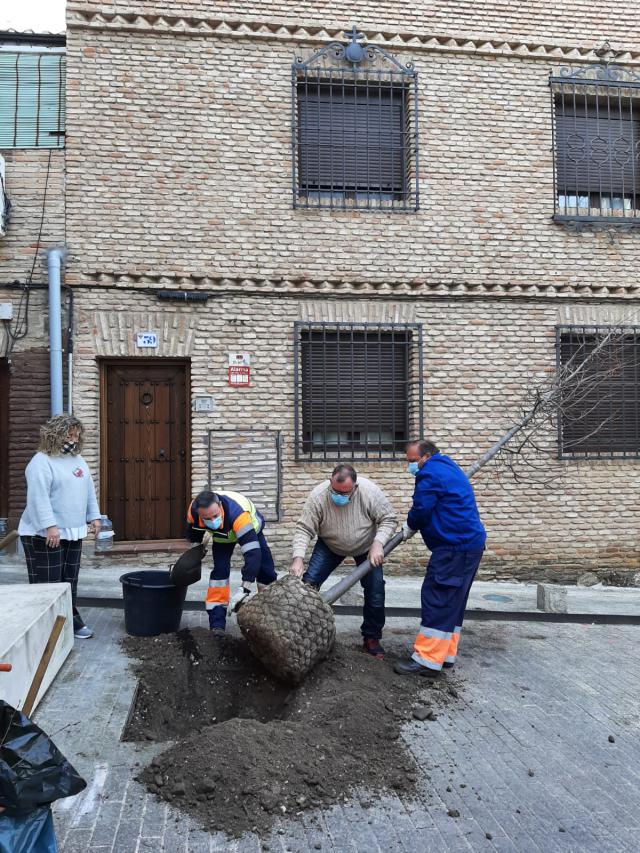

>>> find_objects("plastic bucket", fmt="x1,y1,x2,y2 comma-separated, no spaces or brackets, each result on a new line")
120,570,188,636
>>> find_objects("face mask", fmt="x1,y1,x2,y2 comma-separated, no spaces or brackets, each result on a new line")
204,516,223,531
407,461,420,477
330,492,350,507
62,441,77,454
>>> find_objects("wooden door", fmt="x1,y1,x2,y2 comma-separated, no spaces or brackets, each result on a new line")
102,361,189,540
0,359,9,519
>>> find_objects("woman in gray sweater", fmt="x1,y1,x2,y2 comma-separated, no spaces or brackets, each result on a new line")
19,415,101,639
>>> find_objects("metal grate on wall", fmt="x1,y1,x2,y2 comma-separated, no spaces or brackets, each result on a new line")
207,429,282,521
550,55,640,227
294,322,424,461
556,325,640,459
0,52,66,149
292,27,419,211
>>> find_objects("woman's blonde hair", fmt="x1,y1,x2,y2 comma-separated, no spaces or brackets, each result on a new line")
38,415,85,456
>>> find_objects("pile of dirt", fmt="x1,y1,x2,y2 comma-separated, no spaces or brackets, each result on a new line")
123,628,460,837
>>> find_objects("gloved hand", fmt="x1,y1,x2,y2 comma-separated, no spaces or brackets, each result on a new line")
402,522,417,541
227,585,251,616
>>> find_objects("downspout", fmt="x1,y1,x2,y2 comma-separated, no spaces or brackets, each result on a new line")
64,285,74,414
47,247,66,416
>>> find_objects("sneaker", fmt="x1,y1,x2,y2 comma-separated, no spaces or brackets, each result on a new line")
74,625,94,639
362,638,385,659
443,661,455,669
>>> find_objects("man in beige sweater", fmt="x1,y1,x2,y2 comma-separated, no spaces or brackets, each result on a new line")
289,463,398,658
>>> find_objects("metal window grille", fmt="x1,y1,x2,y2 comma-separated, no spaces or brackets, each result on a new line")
556,325,640,459
0,52,66,149
207,429,282,521
292,27,419,211
550,53,640,227
294,322,424,461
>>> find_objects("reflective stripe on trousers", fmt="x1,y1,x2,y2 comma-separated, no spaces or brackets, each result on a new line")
205,578,230,610
413,624,462,670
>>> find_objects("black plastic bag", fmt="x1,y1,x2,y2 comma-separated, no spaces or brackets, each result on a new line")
0,701,86,816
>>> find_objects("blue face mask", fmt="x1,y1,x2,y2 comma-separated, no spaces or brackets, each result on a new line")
407,462,420,477
330,492,351,507
203,516,223,531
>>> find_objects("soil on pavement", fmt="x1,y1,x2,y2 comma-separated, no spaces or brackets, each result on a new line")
123,628,460,838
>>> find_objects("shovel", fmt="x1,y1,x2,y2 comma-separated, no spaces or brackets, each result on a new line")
237,531,404,684
169,532,211,587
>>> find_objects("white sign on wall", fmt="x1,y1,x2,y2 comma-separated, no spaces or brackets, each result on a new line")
228,352,251,386
136,332,158,348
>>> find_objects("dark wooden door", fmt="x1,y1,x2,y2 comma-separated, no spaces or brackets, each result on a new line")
103,361,189,540
0,359,9,519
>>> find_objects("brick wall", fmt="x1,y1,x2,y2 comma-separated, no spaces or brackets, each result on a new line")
58,1,640,578
63,29,640,295
69,291,640,580
0,148,66,523
67,1,640,52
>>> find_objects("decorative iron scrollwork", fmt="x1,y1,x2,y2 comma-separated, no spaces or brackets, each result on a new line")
293,25,415,76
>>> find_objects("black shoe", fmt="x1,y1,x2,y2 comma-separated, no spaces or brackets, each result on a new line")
443,661,455,669
393,658,440,678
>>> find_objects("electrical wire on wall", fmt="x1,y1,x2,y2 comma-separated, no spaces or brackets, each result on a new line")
3,149,53,359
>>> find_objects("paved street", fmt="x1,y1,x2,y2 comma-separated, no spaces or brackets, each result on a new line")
34,608,640,852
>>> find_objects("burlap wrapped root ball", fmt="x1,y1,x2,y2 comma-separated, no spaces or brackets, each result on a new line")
237,574,336,685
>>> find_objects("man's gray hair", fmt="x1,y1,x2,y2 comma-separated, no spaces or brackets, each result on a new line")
331,463,357,484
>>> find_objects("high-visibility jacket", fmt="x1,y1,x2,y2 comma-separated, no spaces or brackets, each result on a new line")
186,491,264,578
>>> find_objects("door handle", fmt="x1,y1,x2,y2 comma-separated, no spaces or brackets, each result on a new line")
158,448,167,460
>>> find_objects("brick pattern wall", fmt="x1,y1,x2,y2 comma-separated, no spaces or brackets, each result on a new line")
67,1,640,52
56,1,640,578
0,146,66,525
69,291,640,580
0,149,65,284
63,32,640,296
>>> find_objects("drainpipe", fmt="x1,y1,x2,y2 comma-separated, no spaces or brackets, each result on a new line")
47,247,66,416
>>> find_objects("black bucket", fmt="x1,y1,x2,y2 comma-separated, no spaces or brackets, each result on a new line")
120,570,188,636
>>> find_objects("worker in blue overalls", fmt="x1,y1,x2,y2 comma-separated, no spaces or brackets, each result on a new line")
393,439,486,677
186,489,277,633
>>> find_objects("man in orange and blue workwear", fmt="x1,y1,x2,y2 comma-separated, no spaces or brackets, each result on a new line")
394,439,486,678
186,489,277,633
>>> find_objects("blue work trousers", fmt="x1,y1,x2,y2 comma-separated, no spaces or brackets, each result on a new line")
413,547,484,671
303,538,385,640
207,530,277,630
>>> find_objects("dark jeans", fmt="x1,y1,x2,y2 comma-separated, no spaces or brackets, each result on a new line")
207,530,277,630
21,535,86,630
303,538,385,640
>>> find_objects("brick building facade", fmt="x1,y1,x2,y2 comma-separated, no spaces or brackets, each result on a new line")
2,3,640,579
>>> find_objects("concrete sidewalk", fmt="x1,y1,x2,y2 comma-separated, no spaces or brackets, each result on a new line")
32,609,640,852
3,552,640,616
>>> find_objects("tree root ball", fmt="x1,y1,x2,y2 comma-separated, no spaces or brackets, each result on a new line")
237,575,336,684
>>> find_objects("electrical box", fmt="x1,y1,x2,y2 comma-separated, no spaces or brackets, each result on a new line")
0,303,12,320
194,396,215,412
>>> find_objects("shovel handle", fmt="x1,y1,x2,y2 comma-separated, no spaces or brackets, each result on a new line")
321,531,404,605
0,530,19,552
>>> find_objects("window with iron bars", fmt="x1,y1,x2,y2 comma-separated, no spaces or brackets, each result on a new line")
294,323,424,461
550,62,640,226
292,30,419,211
557,326,640,458
0,52,66,149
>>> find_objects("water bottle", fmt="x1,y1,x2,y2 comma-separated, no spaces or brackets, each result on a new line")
95,514,115,553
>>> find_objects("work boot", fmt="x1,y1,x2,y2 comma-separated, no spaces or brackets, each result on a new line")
443,661,455,669
210,627,225,638
362,638,385,659
393,658,440,678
